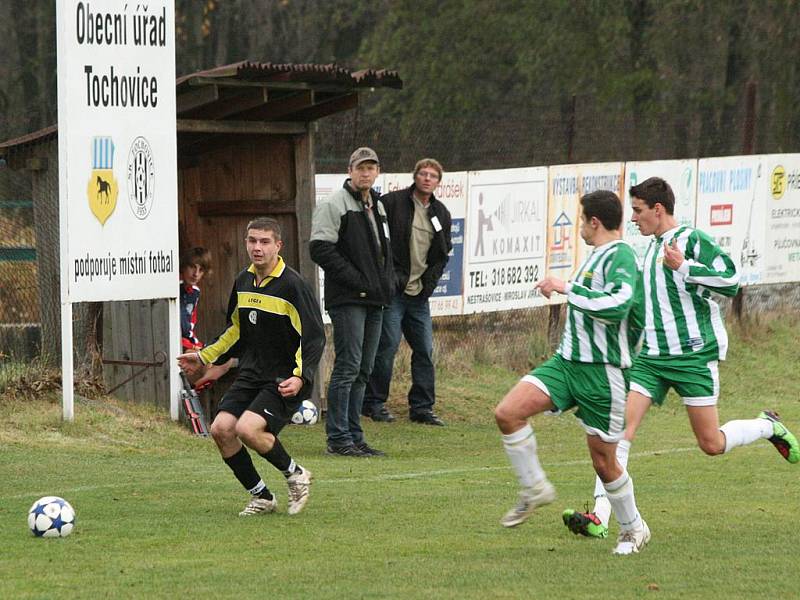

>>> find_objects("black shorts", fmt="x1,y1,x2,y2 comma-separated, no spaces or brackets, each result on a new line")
216,379,302,436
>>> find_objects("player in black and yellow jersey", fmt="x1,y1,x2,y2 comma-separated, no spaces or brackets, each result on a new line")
178,217,325,517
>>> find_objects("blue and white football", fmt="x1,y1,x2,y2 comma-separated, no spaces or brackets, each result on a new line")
28,496,76,538
291,400,319,425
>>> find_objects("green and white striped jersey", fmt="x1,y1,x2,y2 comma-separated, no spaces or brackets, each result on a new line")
640,225,739,360
557,239,642,368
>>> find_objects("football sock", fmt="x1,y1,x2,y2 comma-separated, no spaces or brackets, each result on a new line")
720,418,774,453
224,446,272,499
261,438,295,475
502,423,546,489
592,439,631,526
604,469,642,532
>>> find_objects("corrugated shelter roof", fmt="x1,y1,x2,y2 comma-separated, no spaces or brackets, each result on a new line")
0,60,401,161
176,60,402,89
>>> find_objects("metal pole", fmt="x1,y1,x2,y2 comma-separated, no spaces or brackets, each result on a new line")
732,81,757,322
61,302,74,421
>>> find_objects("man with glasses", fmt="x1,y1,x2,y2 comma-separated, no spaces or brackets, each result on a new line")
363,158,453,426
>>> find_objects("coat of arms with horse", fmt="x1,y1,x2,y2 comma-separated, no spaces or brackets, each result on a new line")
86,136,118,225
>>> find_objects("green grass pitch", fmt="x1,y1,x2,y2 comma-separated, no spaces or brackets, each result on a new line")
1,315,798,599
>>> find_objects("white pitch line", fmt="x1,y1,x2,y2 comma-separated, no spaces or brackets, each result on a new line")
1,444,706,502
326,445,700,483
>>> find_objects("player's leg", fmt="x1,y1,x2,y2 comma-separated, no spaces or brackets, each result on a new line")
565,362,648,553
678,359,798,461
494,357,565,527
211,385,277,515
574,375,656,536
239,389,313,515
585,434,649,554
690,405,799,462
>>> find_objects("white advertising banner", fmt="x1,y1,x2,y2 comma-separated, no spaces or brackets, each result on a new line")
623,160,698,261
762,154,800,284
546,163,624,295
383,172,468,316
57,0,178,302
463,167,548,313
696,156,765,286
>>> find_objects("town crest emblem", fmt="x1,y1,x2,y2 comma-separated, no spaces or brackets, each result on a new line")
86,137,118,225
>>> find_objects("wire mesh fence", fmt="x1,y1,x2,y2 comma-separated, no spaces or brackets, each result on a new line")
0,168,40,363
3,98,800,405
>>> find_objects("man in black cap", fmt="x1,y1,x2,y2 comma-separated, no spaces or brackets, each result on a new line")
310,147,394,457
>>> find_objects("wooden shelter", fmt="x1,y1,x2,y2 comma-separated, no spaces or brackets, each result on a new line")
0,61,401,410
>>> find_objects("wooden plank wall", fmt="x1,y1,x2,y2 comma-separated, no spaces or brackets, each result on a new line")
104,131,316,410
102,298,170,409
180,134,300,341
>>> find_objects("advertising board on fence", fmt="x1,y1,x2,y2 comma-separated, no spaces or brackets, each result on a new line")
463,167,548,313
695,155,765,285
546,163,624,294
623,160,698,261
762,153,800,284
57,0,178,302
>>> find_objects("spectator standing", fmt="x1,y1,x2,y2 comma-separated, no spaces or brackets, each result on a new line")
363,158,452,426
310,147,394,457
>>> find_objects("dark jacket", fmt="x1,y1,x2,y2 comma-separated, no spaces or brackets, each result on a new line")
309,180,394,310
383,184,452,299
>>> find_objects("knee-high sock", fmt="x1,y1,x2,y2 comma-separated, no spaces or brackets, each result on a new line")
260,437,297,476
502,423,546,490
720,418,773,453
604,469,642,532
223,446,271,498
593,439,631,526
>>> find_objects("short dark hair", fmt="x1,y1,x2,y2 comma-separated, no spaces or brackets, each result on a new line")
629,177,675,215
180,247,212,273
580,190,623,231
246,217,282,241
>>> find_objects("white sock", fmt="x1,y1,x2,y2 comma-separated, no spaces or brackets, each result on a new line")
720,418,773,453
604,470,642,532
248,479,266,496
502,423,546,489
592,439,631,526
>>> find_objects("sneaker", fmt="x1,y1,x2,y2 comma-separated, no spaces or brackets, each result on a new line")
562,509,609,539
612,521,651,555
287,467,312,515
238,495,277,517
410,411,445,426
500,479,556,528
326,444,369,458
355,442,386,456
759,410,800,464
363,405,396,423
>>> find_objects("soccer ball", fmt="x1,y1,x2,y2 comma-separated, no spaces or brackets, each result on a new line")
291,400,319,425
28,496,76,538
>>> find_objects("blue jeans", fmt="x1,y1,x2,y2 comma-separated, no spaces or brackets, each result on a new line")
325,304,383,447
364,293,435,415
